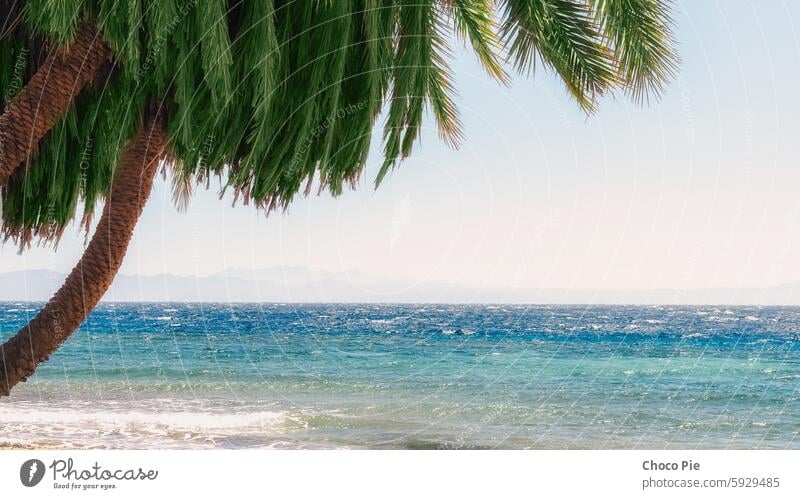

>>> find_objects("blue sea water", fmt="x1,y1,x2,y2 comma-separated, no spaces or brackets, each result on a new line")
1,303,798,449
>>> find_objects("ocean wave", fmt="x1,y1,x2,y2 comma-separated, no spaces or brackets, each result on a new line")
0,403,302,449
681,332,707,339
0,404,289,430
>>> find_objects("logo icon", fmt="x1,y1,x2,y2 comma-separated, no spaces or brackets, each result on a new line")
20,459,45,487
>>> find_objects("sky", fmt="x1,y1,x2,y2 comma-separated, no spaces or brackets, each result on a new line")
3,0,800,293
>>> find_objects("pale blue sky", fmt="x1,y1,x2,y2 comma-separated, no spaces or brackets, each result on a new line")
3,1,800,291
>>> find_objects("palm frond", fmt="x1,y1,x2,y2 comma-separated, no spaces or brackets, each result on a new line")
448,0,508,83
592,0,678,103
500,0,617,111
22,0,82,45
1,0,678,244
378,0,461,186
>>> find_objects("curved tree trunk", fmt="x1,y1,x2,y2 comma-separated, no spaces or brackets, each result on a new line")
0,23,108,186
0,118,168,397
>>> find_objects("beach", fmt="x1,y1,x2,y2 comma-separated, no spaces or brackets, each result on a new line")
1,303,798,449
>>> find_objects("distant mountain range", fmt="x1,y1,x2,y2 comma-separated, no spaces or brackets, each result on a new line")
1,267,800,304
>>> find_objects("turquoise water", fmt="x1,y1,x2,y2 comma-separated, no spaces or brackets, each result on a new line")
1,303,798,449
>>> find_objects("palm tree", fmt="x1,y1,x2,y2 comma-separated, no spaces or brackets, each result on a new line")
0,0,678,396
0,17,108,186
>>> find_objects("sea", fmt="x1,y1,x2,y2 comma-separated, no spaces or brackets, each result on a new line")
0,303,798,449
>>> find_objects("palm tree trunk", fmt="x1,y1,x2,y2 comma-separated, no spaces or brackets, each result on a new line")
0,117,168,397
0,23,108,186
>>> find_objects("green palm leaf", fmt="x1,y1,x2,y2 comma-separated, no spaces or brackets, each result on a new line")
1,0,678,244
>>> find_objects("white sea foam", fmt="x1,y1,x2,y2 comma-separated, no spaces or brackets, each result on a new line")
682,332,706,339
0,403,296,449
0,405,288,429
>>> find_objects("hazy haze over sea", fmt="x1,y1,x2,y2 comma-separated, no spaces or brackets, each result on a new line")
3,267,800,304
